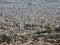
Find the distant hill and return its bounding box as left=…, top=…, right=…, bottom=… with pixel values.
left=0, top=0, right=60, bottom=19
left=42, top=0, right=60, bottom=2
left=0, top=0, right=60, bottom=4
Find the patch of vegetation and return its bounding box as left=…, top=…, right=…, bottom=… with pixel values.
left=0, top=35, right=12, bottom=43
left=55, top=26, right=60, bottom=32
left=35, top=31, right=41, bottom=34
left=0, top=13, right=3, bottom=16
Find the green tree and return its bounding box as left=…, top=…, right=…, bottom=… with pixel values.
left=0, top=35, right=12, bottom=43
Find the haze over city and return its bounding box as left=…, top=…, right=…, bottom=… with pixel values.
left=0, top=0, right=60, bottom=45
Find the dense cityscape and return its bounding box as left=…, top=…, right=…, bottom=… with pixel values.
left=0, top=0, right=60, bottom=45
